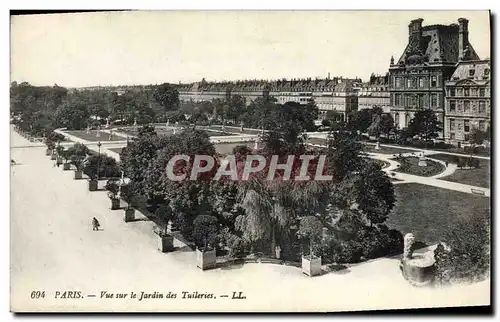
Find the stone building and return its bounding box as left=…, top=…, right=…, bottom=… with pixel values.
left=357, top=73, right=391, bottom=113
left=177, top=77, right=361, bottom=120
left=444, top=59, right=491, bottom=144
left=388, top=18, right=480, bottom=131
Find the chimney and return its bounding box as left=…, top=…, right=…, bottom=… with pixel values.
left=408, top=18, right=424, bottom=52
left=328, top=72, right=330, bottom=79
left=458, top=18, right=469, bottom=60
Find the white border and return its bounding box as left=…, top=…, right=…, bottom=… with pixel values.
left=1, top=1, right=498, bottom=321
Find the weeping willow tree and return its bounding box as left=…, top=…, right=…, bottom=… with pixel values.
left=235, top=176, right=329, bottom=257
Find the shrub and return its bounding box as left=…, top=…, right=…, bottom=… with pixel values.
left=83, top=154, right=120, bottom=179
left=297, top=216, right=323, bottom=258
left=105, top=179, right=120, bottom=198
left=228, top=236, right=247, bottom=259
left=155, top=203, right=173, bottom=230
left=319, top=224, right=403, bottom=264
left=434, top=216, right=490, bottom=283
left=193, top=215, right=218, bottom=250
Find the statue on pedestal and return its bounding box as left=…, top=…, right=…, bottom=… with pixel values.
left=403, top=233, right=415, bottom=260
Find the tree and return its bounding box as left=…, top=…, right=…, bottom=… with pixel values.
left=352, top=161, right=395, bottom=225
left=297, top=216, right=323, bottom=257
left=469, top=127, right=488, bottom=146
left=193, top=215, right=218, bottom=250
left=325, top=130, right=366, bottom=182
left=347, top=109, right=373, bottom=133
left=83, top=154, right=120, bottom=179
left=143, top=129, right=217, bottom=237
left=407, top=109, right=442, bottom=142
left=153, top=83, right=180, bottom=112
left=54, top=99, right=91, bottom=130
left=379, top=114, right=395, bottom=137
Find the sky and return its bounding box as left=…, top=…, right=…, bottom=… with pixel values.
left=10, top=10, right=491, bottom=87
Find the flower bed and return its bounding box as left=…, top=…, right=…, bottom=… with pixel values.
left=393, top=156, right=445, bottom=177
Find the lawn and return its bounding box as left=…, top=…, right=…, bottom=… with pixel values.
left=65, top=130, right=126, bottom=142
left=393, top=156, right=445, bottom=177
left=429, top=154, right=490, bottom=188
left=387, top=183, right=490, bottom=244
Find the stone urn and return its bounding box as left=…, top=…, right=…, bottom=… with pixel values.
left=124, top=207, right=135, bottom=222
left=158, top=234, right=174, bottom=253
left=301, top=255, right=322, bottom=277
left=88, top=179, right=98, bottom=191
left=74, top=170, right=83, bottom=180
left=196, top=248, right=217, bottom=270
left=400, top=233, right=436, bottom=286
left=63, top=162, right=71, bottom=171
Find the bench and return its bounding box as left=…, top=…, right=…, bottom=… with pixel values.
left=471, top=188, right=486, bottom=196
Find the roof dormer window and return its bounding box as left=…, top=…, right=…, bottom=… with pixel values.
left=469, top=69, right=475, bottom=77
left=484, top=68, right=490, bottom=76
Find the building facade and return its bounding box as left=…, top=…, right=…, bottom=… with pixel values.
left=177, top=77, right=361, bottom=120
left=444, top=59, right=491, bottom=144
left=357, top=74, right=391, bottom=113
left=388, top=18, right=480, bottom=132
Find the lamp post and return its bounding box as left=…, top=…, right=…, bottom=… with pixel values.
left=97, top=141, right=102, bottom=181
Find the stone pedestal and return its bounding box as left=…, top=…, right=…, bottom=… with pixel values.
left=124, top=208, right=135, bottom=222
left=158, top=235, right=174, bottom=253
left=400, top=253, right=436, bottom=286
left=196, top=249, right=217, bottom=270
left=88, top=180, right=98, bottom=191
left=375, top=141, right=381, bottom=150
left=253, top=140, right=259, bottom=150
left=110, top=198, right=121, bottom=210
left=418, top=157, right=427, bottom=167
left=302, top=256, right=322, bottom=277
left=74, top=170, right=83, bottom=180
left=400, top=232, right=435, bottom=286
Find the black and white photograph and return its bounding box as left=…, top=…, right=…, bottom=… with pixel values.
left=8, top=9, right=491, bottom=313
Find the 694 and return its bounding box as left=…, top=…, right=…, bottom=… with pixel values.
left=30, top=291, right=46, bottom=299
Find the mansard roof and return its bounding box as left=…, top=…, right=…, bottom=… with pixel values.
left=396, top=23, right=480, bottom=66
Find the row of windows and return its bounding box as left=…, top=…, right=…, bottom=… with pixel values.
left=393, top=93, right=440, bottom=108
left=449, top=119, right=488, bottom=133
left=448, top=100, right=488, bottom=113
left=466, top=68, right=490, bottom=77
left=394, top=76, right=438, bottom=89
left=449, top=87, right=488, bottom=97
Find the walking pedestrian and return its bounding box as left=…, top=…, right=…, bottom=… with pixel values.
left=92, top=217, right=101, bottom=231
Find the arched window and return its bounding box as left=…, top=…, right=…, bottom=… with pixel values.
left=395, top=113, right=400, bottom=127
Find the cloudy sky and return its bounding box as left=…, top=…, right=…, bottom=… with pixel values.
left=10, top=10, right=490, bottom=87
